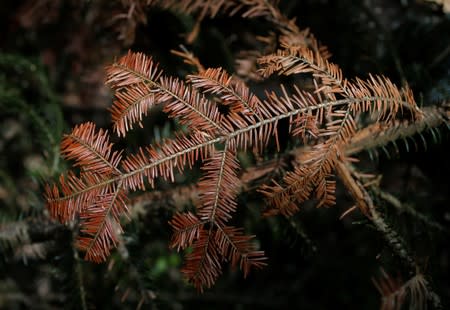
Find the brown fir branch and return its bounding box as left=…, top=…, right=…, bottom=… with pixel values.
left=44, top=17, right=448, bottom=291
left=188, top=67, right=265, bottom=121
left=345, top=106, right=447, bottom=155
left=373, top=269, right=429, bottom=310
left=106, top=52, right=226, bottom=136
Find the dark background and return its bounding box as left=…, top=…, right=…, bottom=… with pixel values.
left=0, top=1, right=449, bottom=309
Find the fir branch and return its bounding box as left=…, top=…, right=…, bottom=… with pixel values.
left=43, top=2, right=448, bottom=294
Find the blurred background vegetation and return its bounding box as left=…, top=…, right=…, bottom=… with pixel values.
left=0, top=0, right=449, bottom=309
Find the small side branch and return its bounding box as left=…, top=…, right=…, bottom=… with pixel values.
left=336, top=161, right=442, bottom=308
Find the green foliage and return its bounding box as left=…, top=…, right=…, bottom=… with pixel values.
left=0, top=52, right=69, bottom=308
left=0, top=53, right=64, bottom=219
